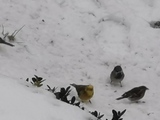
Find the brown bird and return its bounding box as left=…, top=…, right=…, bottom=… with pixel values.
left=70, top=83, right=94, bottom=102
left=0, top=37, right=14, bottom=47
left=116, top=86, right=148, bottom=102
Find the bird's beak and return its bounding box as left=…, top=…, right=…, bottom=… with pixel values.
left=146, top=88, right=149, bottom=90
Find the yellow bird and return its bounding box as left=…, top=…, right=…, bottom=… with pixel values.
left=70, top=83, right=94, bottom=102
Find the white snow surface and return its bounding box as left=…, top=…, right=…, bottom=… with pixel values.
left=0, top=0, right=160, bottom=120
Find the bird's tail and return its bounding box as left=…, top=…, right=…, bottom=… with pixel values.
left=70, top=83, right=76, bottom=88
left=116, top=96, right=125, bottom=100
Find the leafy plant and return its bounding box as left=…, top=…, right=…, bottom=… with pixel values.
left=47, top=85, right=81, bottom=107
left=90, top=109, right=126, bottom=120
left=111, top=109, right=126, bottom=120
left=69, top=96, right=81, bottom=107
left=1, top=25, right=25, bottom=41
left=90, top=111, right=104, bottom=120
left=0, top=37, right=14, bottom=47
left=47, top=85, right=57, bottom=93
left=47, top=85, right=126, bottom=120
left=54, top=86, right=71, bottom=103
left=26, top=75, right=45, bottom=87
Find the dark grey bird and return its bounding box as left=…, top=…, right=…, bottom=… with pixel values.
left=0, top=37, right=14, bottom=47
left=110, top=65, right=125, bottom=87
left=116, top=86, right=149, bottom=101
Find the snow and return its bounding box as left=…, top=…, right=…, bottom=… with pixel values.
left=0, top=0, right=160, bottom=120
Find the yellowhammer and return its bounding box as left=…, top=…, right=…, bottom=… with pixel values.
left=70, top=83, right=94, bottom=102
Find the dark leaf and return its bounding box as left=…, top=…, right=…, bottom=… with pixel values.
left=112, top=110, right=117, bottom=117
left=51, top=87, right=57, bottom=93
left=34, top=75, right=43, bottom=81
left=112, top=109, right=126, bottom=120
left=98, top=114, right=104, bottom=119
left=112, top=110, right=118, bottom=120
left=26, top=78, right=29, bottom=82
left=32, top=78, right=37, bottom=82
left=60, top=88, right=65, bottom=94
left=40, top=80, right=45, bottom=83
left=61, top=96, right=69, bottom=103
left=66, top=86, right=71, bottom=92
left=54, top=92, right=60, bottom=99
left=74, top=102, right=80, bottom=107
left=91, top=111, right=98, bottom=117
left=37, top=77, right=43, bottom=81
left=118, top=111, right=121, bottom=116
left=47, top=85, right=51, bottom=90
left=71, top=96, right=76, bottom=104
left=81, top=107, right=85, bottom=110
left=120, top=109, right=126, bottom=116
left=65, top=90, right=71, bottom=96
left=34, top=75, right=38, bottom=79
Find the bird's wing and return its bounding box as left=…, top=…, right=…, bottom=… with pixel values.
left=73, top=85, right=86, bottom=96
left=130, top=89, right=144, bottom=98
left=122, top=87, right=140, bottom=97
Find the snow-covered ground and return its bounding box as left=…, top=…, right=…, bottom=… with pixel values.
left=0, top=0, right=160, bottom=119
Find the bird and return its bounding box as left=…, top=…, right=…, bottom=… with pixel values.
left=116, top=86, right=149, bottom=102
left=70, top=83, right=94, bottom=102
left=110, top=65, right=125, bottom=87
left=0, top=37, right=14, bottom=47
